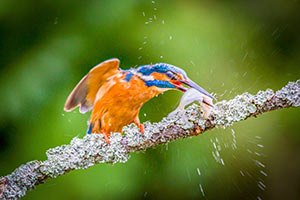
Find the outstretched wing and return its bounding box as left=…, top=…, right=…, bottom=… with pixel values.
left=64, top=58, right=120, bottom=113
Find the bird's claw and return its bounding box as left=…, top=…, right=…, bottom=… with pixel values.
left=138, top=124, right=144, bottom=135
left=100, top=129, right=110, bottom=144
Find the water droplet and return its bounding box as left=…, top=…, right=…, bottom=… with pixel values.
left=257, top=144, right=264, bottom=148
left=160, top=55, right=163, bottom=58
left=54, top=17, right=58, bottom=25
left=254, top=160, right=265, bottom=168
left=220, top=158, right=225, bottom=165
left=196, top=168, right=201, bottom=175
left=240, top=170, right=245, bottom=176
left=162, top=20, right=165, bottom=24
left=260, top=170, right=267, bottom=176
left=258, top=181, right=266, bottom=190
left=242, top=51, right=248, bottom=62
left=169, top=36, right=172, bottom=40
left=231, top=129, right=235, bottom=135
left=199, top=184, right=205, bottom=196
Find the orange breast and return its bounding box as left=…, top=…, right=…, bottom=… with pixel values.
left=90, top=74, right=161, bottom=134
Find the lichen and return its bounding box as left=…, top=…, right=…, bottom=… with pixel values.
left=211, top=93, right=255, bottom=128
left=254, top=89, right=274, bottom=107
left=122, top=124, right=149, bottom=147
left=185, top=104, right=207, bottom=130
left=0, top=161, right=42, bottom=199
left=276, top=80, right=300, bottom=107
left=40, top=134, right=129, bottom=178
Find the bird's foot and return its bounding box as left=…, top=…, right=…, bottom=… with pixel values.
left=138, top=124, right=144, bottom=135
left=100, top=129, right=110, bottom=144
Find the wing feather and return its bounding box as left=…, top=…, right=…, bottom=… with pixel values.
left=64, top=58, right=120, bottom=113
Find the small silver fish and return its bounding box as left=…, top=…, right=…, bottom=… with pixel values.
left=169, top=88, right=214, bottom=120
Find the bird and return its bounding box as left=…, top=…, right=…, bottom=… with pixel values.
left=64, top=58, right=215, bottom=143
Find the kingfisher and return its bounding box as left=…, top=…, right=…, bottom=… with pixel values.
left=64, top=58, right=215, bottom=143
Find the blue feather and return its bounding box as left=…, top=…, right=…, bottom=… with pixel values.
left=86, top=122, right=93, bottom=134
left=145, top=80, right=175, bottom=88
left=124, top=72, right=134, bottom=82
left=136, top=63, right=187, bottom=78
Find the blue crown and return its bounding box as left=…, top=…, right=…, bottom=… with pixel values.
left=136, top=63, right=187, bottom=78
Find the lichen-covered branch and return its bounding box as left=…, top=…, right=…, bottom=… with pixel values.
left=1, top=80, right=299, bottom=200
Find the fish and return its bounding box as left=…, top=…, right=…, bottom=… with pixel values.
left=168, top=88, right=214, bottom=120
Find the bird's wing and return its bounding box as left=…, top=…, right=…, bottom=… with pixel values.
left=64, top=58, right=120, bottom=113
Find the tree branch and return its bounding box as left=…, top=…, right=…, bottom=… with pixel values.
left=1, top=80, right=299, bottom=199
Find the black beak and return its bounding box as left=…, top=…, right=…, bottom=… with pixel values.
left=180, top=78, right=216, bottom=100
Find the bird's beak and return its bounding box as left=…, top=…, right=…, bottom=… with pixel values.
left=176, top=78, right=216, bottom=100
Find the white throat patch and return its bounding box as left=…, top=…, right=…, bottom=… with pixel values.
left=135, top=72, right=154, bottom=81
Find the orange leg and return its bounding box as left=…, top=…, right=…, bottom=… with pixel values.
left=134, top=116, right=144, bottom=134
left=101, top=129, right=110, bottom=144
left=138, top=124, right=144, bottom=134
left=92, top=119, right=110, bottom=144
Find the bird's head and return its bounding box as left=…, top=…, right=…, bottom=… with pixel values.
left=135, top=63, right=215, bottom=99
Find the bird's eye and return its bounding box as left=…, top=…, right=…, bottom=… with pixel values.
left=166, top=71, right=176, bottom=80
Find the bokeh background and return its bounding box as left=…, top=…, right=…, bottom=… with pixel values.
left=0, top=0, right=299, bottom=199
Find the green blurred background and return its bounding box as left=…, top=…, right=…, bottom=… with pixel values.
left=0, top=0, right=299, bottom=199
